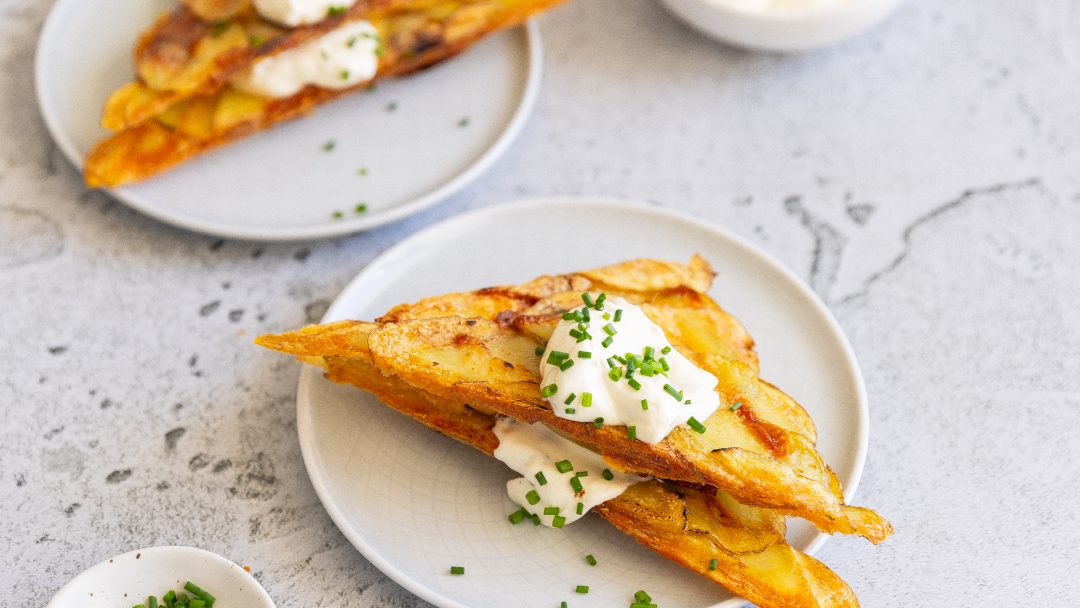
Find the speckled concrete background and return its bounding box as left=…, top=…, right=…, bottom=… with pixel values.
left=3, top=0, right=1080, bottom=605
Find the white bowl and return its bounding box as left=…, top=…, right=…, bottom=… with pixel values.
left=47, top=546, right=275, bottom=608
left=658, top=0, right=905, bottom=52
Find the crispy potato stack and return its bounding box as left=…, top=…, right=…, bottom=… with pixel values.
left=257, top=256, right=892, bottom=607
left=86, top=0, right=567, bottom=187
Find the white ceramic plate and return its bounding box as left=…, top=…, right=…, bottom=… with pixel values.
left=47, top=546, right=275, bottom=608
left=35, top=0, right=541, bottom=240
left=296, top=198, right=869, bottom=608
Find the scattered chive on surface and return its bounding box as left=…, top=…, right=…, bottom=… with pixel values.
left=614, top=309, right=623, bottom=322
left=323, top=139, right=336, bottom=151
left=602, top=468, right=614, bottom=480
left=593, top=417, right=605, bottom=429
left=508, top=507, right=529, bottom=524
left=541, top=384, right=558, bottom=398
left=457, top=117, right=470, bottom=128
left=709, top=558, right=719, bottom=570
left=449, top=566, right=465, bottom=575
left=555, top=460, right=574, bottom=473
left=582, top=393, right=593, bottom=407
left=544, top=506, right=560, bottom=515
left=565, top=407, right=576, bottom=414
left=585, top=554, right=597, bottom=566
left=535, top=471, right=548, bottom=486
left=575, top=585, right=590, bottom=594
left=354, top=203, right=368, bottom=214
left=576, top=502, right=584, bottom=515
left=552, top=515, right=566, bottom=528
left=578, top=351, right=592, bottom=359
left=575, top=470, right=588, bottom=477
left=581, top=292, right=595, bottom=308
left=730, top=401, right=744, bottom=411
left=559, top=359, right=575, bottom=371
left=358, top=167, right=367, bottom=176
left=331, top=210, right=344, bottom=220
left=570, top=476, right=584, bottom=494
left=641, top=399, right=649, bottom=410
left=535, top=345, right=545, bottom=355
left=627, top=426, right=637, bottom=440
left=602, top=336, right=614, bottom=348
left=327, top=5, right=347, bottom=16
left=687, top=417, right=707, bottom=434
left=564, top=393, right=577, bottom=405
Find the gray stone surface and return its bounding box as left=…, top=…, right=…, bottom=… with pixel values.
left=3, top=0, right=1080, bottom=605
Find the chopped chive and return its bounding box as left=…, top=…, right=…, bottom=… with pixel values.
left=555, top=460, right=574, bottom=473
left=561, top=603, right=568, bottom=608
left=575, top=470, right=588, bottom=477
left=687, top=417, right=707, bottom=434
left=163, top=591, right=176, bottom=606
left=594, top=417, right=605, bottom=429
left=327, top=5, right=347, bottom=16
left=190, top=601, right=206, bottom=608
left=608, top=368, right=622, bottom=382
left=508, top=507, right=529, bottom=524
left=543, top=506, right=560, bottom=515
left=581, top=293, right=595, bottom=308
left=562, top=311, right=576, bottom=321
left=541, top=384, right=558, bottom=398
left=585, top=554, right=597, bottom=566
left=607, top=357, right=618, bottom=369
left=575, top=585, right=589, bottom=594
left=531, top=513, right=541, bottom=525
left=643, top=346, right=655, bottom=359
left=340, top=69, right=350, bottom=80
left=684, top=399, right=692, bottom=405
left=184, top=582, right=215, bottom=605
left=659, top=357, right=670, bottom=371
left=565, top=407, right=576, bottom=414
left=358, top=166, right=368, bottom=176
left=570, top=476, right=584, bottom=494
left=149, top=597, right=158, bottom=608
left=603, top=312, right=610, bottom=320
left=568, top=328, right=584, bottom=340
left=449, top=566, right=465, bottom=575
left=564, top=393, right=577, bottom=405
left=552, top=515, right=566, bottom=528
left=662, top=346, right=672, bottom=354
left=627, top=426, right=637, bottom=440
left=549, top=350, right=570, bottom=361
left=730, top=401, right=744, bottom=411
left=602, top=323, right=617, bottom=336
left=602, top=469, right=614, bottom=480
left=641, top=399, right=649, bottom=411
left=578, top=351, right=592, bottom=359
left=709, top=558, right=718, bottom=570
left=594, top=293, right=607, bottom=309
left=576, top=502, right=584, bottom=515
left=614, top=309, right=623, bottom=322
left=602, top=336, right=614, bottom=348
left=559, top=359, right=575, bottom=371
left=663, top=384, right=683, bottom=400
left=577, top=322, right=588, bottom=332
left=457, top=116, right=470, bottom=128
left=535, top=345, right=545, bottom=355
left=526, top=490, right=540, bottom=505
left=580, top=331, right=593, bottom=342
left=332, top=210, right=344, bottom=220
left=354, top=203, right=368, bottom=214
left=346, top=36, right=358, bottom=47
left=249, top=34, right=263, bottom=46
left=582, top=392, right=593, bottom=407
left=535, top=471, right=548, bottom=486
left=323, top=139, right=336, bottom=151
left=627, top=377, right=642, bottom=391
left=581, top=307, right=591, bottom=321
left=635, top=590, right=652, bottom=602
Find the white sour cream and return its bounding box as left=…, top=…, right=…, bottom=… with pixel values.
left=253, top=0, right=358, bottom=26
left=540, top=296, right=720, bottom=444
left=229, top=20, right=379, bottom=98
left=493, top=416, right=641, bottom=528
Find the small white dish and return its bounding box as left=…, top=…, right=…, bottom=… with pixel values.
left=35, top=0, right=541, bottom=241
left=658, top=0, right=904, bottom=52
left=293, top=197, right=870, bottom=608
left=47, top=546, right=275, bottom=608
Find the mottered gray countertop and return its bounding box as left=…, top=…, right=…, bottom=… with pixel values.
left=3, top=0, right=1079, bottom=605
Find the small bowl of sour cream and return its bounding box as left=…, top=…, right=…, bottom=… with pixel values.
left=658, top=0, right=905, bottom=52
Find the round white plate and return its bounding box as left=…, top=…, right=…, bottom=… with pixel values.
left=47, top=546, right=275, bottom=608
left=35, top=0, right=541, bottom=240
left=296, top=198, right=869, bottom=608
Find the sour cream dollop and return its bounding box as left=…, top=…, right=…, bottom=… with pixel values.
left=540, top=296, right=720, bottom=444
left=493, top=416, right=641, bottom=528
left=229, top=20, right=379, bottom=98
left=253, top=0, right=358, bottom=26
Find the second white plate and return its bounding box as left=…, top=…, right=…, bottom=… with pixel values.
left=292, top=198, right=870, bottom=608
left=36, top=0, right=541, bottom=240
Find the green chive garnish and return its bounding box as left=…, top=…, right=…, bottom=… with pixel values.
left=641, top=399, right=649, bottom=410
left=323, top=140, right=336, bottom=151
left=687, top=417, right=707, bottom=434
left=635, top=590, right=652, bottom=602
left=602, top=336, right=614, bottom=348
left=627, top=426, right=637, bottom=440
left=346, top=36, right=358, bottom=47
left=532, top=513, right=542, bottom=525
left=568, top=328, right=584, bottom=341
left=614, top=309, right=623, bottom=322
left=562, top=311, right=576, bottom=321
left=585, top=554, right=597, bottom=566
left=602, top=323, right=617, bottom=336
left=354, top=203, right=368, bottom=214
left=595, top=293, right=607, bottom=309
left=565, top=408, right=576, bottom=414
left=535, top=471, right=548, bottom=486
left=535, top=345, right=545, bottom=355
left=627, top=378, right=642, bottom=391
left=581, top=293, right=595, bottom=308
left=327, top=6, right=347, bottom=16
left=552, top=515, right=566, bottom=528
left=709, top=558, right=718, bottom=570
left=526, top=490, right=540, bottom=505
left=575, top=471, right=588, bottom=477
left=659, top=357, right=670, bottom=371
left=730, top=401, right=744, bottom=411
left=564, top=393, right=576, bottom=405
left=607, top=357, right=618, bottom=369
left=661, top=346, right=672, bottom=354
left=578, top=351, right=592, bottom=359
left=593, top=417, right=604, bottom=429
left=576, top=502, right=584, bottom=515
left=559, top=359, right=575, bottom=371
left=582, top=393, right=593, bottom=407
left=340, top=69, right=350, bottom=80
left=149, top=597, right=158, bottom=608
left=602, top=312, right=610, bottom=320
left=555, top=460, right=574, bottom=473
left=508, top=507, right=528, bottom=524
left=549, top=350, right=569, bottom=361
left=575, top=585, right=589, bottom=594
left=602, top=469, right=614, bottom=481
left=644, top=346, right=655, bottom=359
left=457, top=117, right=470, bottom=128
left=608, top=368, right=622, bottom=382
left=450, top=566, right=465, bottom=575
left=184, top=582, right=215, bottom=606
left=570, top=476, right=584, bottom=494
left=332, top=210, right=344, bottom=220
left=664, top=384, right=683, bottom=400
left=541, top=384, right=558, bottom=398
left=544, top=506, right=560, bottom=515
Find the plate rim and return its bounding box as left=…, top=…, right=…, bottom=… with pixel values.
left=295, top=196, right=870, bottom=608
left=34, top=1, right=544, bottom=241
